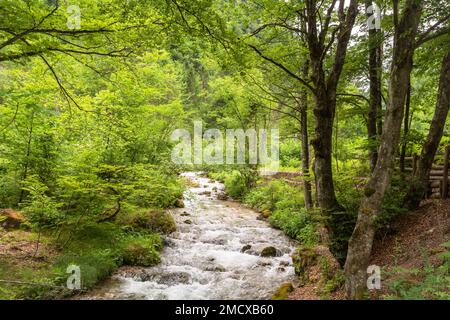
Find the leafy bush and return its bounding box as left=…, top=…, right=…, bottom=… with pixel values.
left=22, top=177, right=64, bottom=231
left=244, top=179, right=318, bottom=246
left=269, top=209, right=318, bottom=245
left=224, top=171, right=248, bottom=199
left=245, top=180, right=293, bottom=212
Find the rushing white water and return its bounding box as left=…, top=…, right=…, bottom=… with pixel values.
left=83, top=172, right=296, bottom=300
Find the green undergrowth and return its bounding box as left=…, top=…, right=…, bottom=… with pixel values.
left=384, top=243, right=450, bottom=300
left=0, top=222, right=164, bottom=300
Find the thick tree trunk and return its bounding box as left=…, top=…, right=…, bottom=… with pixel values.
left=366, top=1, right=383, bottom=173
left=344, top=0, right=423, bottom=299
left=312, top=89, right=349, bottom=263
left=307, top=0, right=358, bottom=264
left=403, top=51, right=450, bottom=209
left=312, top=91, right=341, bottom=213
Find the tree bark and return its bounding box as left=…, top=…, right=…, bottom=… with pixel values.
left=366, top=0, right=383, bottom=173
left=344, top=0, right=423, bottom=299
left=403, top=51, right=450, bottom=209
left=300, top=63, right=314, bottom=210
left=400, top=79, right=411, bottom=173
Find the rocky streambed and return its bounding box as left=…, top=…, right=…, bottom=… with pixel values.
left=81, top=172, right=296, bottom=300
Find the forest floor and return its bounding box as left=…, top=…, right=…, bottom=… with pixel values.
left=288, top=199, right=450, bottom=300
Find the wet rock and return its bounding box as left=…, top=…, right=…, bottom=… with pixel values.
left=163, top=238, right=176, bottom=247
left=256, top=214, right=266, bottom=221
left=260, top=246, right=279, bottom=257
left=257, top=260, right=272, bottom=266
left=0, top=209, right=24, bottom=230
left=180, top=213, right=191, bottom=217
left=212, top=187, right=218, bottom=192
left=205, top=265, right=226, bottom=272
left=200, top=191, right=212, bottom=196
left=158, top=272, right=192, bottom=285
left=217, top=192, right=228, bottom=201
left=184, top=219, right=193, bottom=224
left=241, top=244, right=252, bottom=253
left=174, top=199, right=185, bottom=208
left=279, top=260, right=290, bottom=267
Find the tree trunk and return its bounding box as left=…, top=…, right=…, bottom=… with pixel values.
left=300, top=63, right=313, bottom=210
left=312, top=89, right=348, bottom=263
left=311, top=91, right=341, bottom=213
left=301, top=106, right=313, bottom=210
left=400, top=79, right=411, bottom=173
left=366, top=0, right=383, bottom=173
left=307, top=0, right=359, bottom=264
left=344, top=0, right=423, bottom=299
left=403, top=51, right=450, bottom=209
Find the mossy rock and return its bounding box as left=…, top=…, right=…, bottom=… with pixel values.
left=292, top=247, right=319, bottom=277
left=122, top=243, right=161, bottom=267
left=261, top=209, right=271, bottom=218
left=271, top=283, right=294, bottom=300
left=292, top=246, right=341, bottom=285
left=174, top=199, right=185, bottom=208
left=128, top=210, right=176, bottom=234
left=261, top=246, right=278, bottom=257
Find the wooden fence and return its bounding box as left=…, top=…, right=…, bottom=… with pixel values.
left=396, top=146, right=450, bottom=199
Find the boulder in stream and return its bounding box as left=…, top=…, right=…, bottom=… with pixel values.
left=217, top=192, right=228, bottom=201
left=260, top=246, right=280, bottom=257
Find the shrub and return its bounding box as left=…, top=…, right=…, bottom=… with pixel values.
left=224, top=171, right=248, bottom=199
left=269, top=210, right=311, bottom=240
left=22, top=178, right=64, bottom=231
left=245, top=181, right=289, bottom=212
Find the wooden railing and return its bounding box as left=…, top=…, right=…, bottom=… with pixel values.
left=396, top=146, right=450, bottom=199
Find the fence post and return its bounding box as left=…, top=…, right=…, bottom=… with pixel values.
left=442, top=146, right=450, bottom=199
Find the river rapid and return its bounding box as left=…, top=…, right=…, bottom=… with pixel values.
left=81, top=172, right=296, bottom=300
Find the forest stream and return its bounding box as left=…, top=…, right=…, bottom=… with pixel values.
left=80, top=172, right=296, bottom=300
